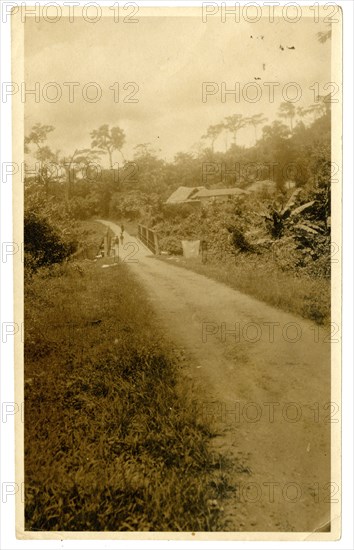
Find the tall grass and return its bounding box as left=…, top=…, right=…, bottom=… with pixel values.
left=25, top=259, right=230, bottom=531
left=158, top=255, right=330, bottom=325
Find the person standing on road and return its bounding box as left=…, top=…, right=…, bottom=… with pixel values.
left=120, top=226, right=124, bottom=246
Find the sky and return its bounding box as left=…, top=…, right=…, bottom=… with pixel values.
left=24, top=8, right=332, bottom=165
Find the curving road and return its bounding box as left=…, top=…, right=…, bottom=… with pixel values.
left=98, top=220, right=333, bottom=533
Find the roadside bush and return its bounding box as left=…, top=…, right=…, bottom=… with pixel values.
left=158, top=235, right=183, bottom=255
left=161, top=203, right=199, bottom=221
left=109, top=191, right=146, bottom=220
left=24, top=210, right=76, bottom=272
left=68, top=195, right=100, bottom=219
left=153, top=190, right=331, bottom=280
left=227, top=227, right=253, bottom=253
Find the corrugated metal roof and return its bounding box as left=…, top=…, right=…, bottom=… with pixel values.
left=194, top=187, right=247, bottom=198
left=166, top=186, right=206, bottom=204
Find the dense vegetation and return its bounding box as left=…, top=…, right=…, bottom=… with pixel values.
left=24, top=94, right=332, bottom=326
left=25, top=97, right=331, bottom=256
left=25, top=98, right=331, bottom=219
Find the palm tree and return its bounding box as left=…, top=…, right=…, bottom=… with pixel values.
left=90, top=124, right=125, bottom=168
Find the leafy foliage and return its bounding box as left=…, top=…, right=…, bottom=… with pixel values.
left=91, top=124, right=126, bottom=168
left=24, top=97, right=332, bottom=285
left=24, top=210, right=76, bottom=272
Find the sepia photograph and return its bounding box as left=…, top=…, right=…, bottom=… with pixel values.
left=8, top=1, right=343, bottom=540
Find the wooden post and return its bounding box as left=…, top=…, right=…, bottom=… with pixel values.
left=108, top=232, right=112, bottom=256
left=153, top=231, right=159, bottom=255
left=104, top=229, right=112, bottom=257
left=103, top=235, right=108, bottom=257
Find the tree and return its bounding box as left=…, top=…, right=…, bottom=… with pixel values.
left=261, top=120, right=291, bottom=141
left=63, top=148, right=102, bottom=183
left=24, top=210, right=76, bottom=272
left=132, top=146, right=166, bottom=194
left=296, top=106, right=311, bottom=126
left=259, top=121, right=293, bottom=190
left=247, top=113, right=268, bottom=143
left=306, top=95, right=331, bottom=123
left=171, top=152, right=200, bottom=188
left=134, top=143, right=154, bottom=157
left=306, top=103, right=324, bottom=123
left=278, top=102, right=296, bottom=132
left=224, top=114, right=247, bottom=145
left=60, top=147, right=103, bottom=211
left=25, top=123, right=55, bottom=151
left=90, top=124, right=126, bottom=169
left=202, top=123, right=223, bottom=153
left=25, top=123, right=58, bottom=197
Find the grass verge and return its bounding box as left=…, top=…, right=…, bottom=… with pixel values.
left=25, top=257, right=230, bottom=531
left=157, top=254, right=330, bottom=325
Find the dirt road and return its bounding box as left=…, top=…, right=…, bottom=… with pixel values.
left=99, top=221, right=332, bottom=533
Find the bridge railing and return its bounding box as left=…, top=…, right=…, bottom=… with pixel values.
left=138, top=224, right=160, bottom=255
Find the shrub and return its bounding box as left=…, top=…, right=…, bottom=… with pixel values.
left=159, top=235, right=183, bottom=255
left=227, top=227, right=253, bottom=252
left=24, top=210, right=76, bottom=272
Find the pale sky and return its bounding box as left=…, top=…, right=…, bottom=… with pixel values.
left=24, top=10, right=332, bottom=164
